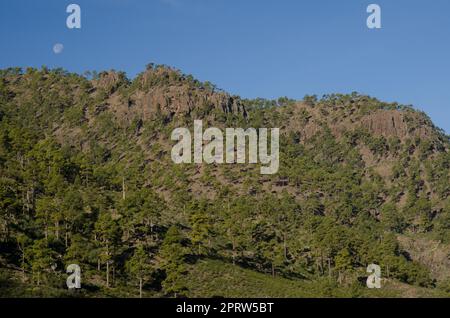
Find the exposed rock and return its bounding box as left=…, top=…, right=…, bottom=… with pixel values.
left=287, top=102, right=439, bottom=142
left=398, top=235, right=450, bottom=282
left=93, top=71, right=127, bottom=95
left=100, top=67, right=247, bottom=121
left=361, top=111, right=408, bottom=138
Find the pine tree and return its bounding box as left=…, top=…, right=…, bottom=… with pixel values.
left=64, top=233, right=93, bottom=265
left=127, top=245, right=153, bottom=298
left=335, top=248, right=352, bottom=285
left=189, top=200, right=211, bottom=256
left=61, top=188, right=84, bottom=247
left=94, top=211, right=121, bottom=287
left=159, top=226, right=187, bottom=297
left=27, top=239, right=56, bottom=286
left=16, top=233, right=29, bottom=281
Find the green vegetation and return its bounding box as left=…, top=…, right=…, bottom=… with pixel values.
left=0, top=66, right=449, bottom=298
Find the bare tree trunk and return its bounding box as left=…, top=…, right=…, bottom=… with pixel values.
left=18, top=244, right=26, bottom=282
left=22, top=192, right=26, bottom=215
left=65, top=223, right=68, bottom=247
left=139, top=278, right=143, bottom=298
left=112, top=265, right=115, bottom=286
left=26, top=190, right=30, bottom=213
left=328, top=258, right=332, bottom=277
left=232, top=239, right=236, bottom=265
left=106, top=261, right=110, bottom=287
left=55, top=221, right=59, bottom=239
left=320, top=253, right=324, bottom=275
left=22, top=253, right=25, bottom=279
left=122, top=177, right=126, bottom=200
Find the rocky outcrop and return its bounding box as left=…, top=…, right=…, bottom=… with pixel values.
left=360, top=110, right=435, bottom=140
left=398, top=235, right=450, bottom=282
left=93, top=71, right=128, bottom=95
left=288, top=102, right=439, bottom=143
left=132, top=87, right=246, bottom=119
left=102, top=66, right=247, bottom=121
left=361, top=111, right=408, bottom=138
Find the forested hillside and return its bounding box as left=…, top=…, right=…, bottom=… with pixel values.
left=0, top=64, right=449, bottom=297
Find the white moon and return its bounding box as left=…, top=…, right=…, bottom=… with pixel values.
left=53, top=43, right=64, bottom=54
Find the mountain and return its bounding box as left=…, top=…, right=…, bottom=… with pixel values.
left=0, top=64, right=449, bottom=297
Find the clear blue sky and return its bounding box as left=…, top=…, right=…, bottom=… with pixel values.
left=1, top=0, right=449, bottom=133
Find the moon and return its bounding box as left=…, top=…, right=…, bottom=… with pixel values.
left=53, top=43, right=64, bottom=54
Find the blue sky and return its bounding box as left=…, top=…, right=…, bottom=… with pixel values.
left=1, top=0, right=449, bottom=133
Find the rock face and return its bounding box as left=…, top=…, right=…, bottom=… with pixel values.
left=97, top=66, right=247, bottom=121
left=398, top=236, right=450, bottom=282
left=361, top=111, right=409, bottom=138
left=85, top=66, right=445, bottom=154
left=286, top=101, right=441, bottom=143
left=360, top=110, right=435, bottom=140
left=94, top=71, right=128, bottom=95
left=132, top=87, right=246, bottom=120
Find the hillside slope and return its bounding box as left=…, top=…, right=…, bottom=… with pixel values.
left=0, top=65, right=449, bottom=298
